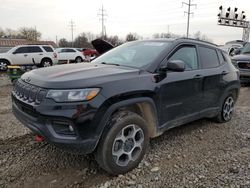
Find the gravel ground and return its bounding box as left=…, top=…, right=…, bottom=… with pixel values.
left=0, top=74, right=250, bottom=188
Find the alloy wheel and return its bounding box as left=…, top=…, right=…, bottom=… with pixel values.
left=112, top=124, right=144, bottom=167
left=223, top=96, right=234, bottom=121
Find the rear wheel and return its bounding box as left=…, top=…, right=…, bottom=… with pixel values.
left=95, top=111, right=149, bottom=175
left=75, top=57, right=83, bottom=63
left=0, top=59, right=10, bottom=71
left=215, top=94, right=235, bottom=123
left=41, top=59, right=52, bottom=67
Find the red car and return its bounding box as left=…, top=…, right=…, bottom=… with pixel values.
left=82, top=48, right=99, bottom=57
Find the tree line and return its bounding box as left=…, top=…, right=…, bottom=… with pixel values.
left=0, top=27, right=213, bottom=48
left=0, top=27, right=41, bottom=41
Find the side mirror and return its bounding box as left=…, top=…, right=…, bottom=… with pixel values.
left=161, top=60, right=185, bottom=72
left=233, top=48, right=241, bottom=55
left=12, top=51, right=17, bottom=54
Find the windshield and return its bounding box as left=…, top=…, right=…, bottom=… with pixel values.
left=92, top=41, right=171, bottom=69
left=241, top=43, right=250, bottom=54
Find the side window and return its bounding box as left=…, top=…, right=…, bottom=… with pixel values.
left=66, top=49, right=76, bottom=53
left=222, top=52, right=231, bottom=64
left=14, top=47, right=29, bottom=54
left=217, top=50, right=226, bottom=64
left=28, top=46, right=43, bottom=53
left=169, top=46, right=198, bottom=70
left=42, top=46, right=53, bottom=52
left=199, top=46, right=220, bottom=69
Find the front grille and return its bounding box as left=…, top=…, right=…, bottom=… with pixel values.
left=13, top=80, right=47, bottom=104
left=238, top=62, right=250, bottom=69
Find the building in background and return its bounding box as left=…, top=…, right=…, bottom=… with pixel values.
left=0, top=38, right=57, bottom=53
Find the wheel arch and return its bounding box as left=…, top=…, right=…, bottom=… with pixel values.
left=95, top=96, right=160, bottom=144
left=40, top=57, right=52, bottom=64
left=0, top=58, right=11, bottom=65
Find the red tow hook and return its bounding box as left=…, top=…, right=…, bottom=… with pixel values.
left=35, top=135, right=45, bottom=142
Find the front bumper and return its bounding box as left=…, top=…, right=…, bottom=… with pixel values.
left=12, top=89, right=107, bottom=154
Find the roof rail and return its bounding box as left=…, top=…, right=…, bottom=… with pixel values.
left=178, top=37, right=218, bottom=47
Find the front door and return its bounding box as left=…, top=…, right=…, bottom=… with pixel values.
left=158, top=45, right=204, bottom=127
left=11, top=47, right=30, bottom=65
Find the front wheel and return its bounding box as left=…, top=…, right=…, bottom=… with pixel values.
left=215, top=94, right=235, bottom=123
left=95, top=111, right=149, bottom=175
left=0, top=60, right=10, bottom=71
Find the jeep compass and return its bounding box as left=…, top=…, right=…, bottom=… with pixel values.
left=12, top=38, right=240, bottom=175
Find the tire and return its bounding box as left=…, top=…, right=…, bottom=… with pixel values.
left=75, top=57, right=83, bottom=63
left=214, top=93, right=235, bottom=123
left=0, top=59, right=10, bottom=71
left=40, top=59, right=52, bottom=67
left=95, top=111, right=149, bottom=175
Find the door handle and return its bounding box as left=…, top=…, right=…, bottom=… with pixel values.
left=39, top=54, right=43, bottom=55
left=193, top=74, right=203, bottom=79
left=24, top=54, right=28, bottom=57
left=221, top=71, right=229, bottom=75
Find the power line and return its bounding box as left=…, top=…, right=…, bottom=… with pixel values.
left=98, top=5, right=107, bottom=38
left=182, top=0, right=197, bottom=37
left=69, top=20, right=76, bottom=47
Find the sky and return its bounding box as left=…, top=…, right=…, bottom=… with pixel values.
left=0, top=0, right=250, bottom=45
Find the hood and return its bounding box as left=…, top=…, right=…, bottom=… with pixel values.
left=21, top=63, right=140, bottom=89
left=231, top=54, right=250, bottom=61
left=91, top=39, right=114, bottom=54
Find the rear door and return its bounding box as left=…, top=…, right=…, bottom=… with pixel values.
left=27, top=46, right=44, bottom=64
left=198, top=45, right=224, bottom=110
left=159, top=44, right=204, bottom=127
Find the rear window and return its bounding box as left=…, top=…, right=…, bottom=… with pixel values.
left=199, top=46, right=220, bottom=69
left=42, top=46, right=54, bottom=52
left=28, top=46, right=43, bottom=53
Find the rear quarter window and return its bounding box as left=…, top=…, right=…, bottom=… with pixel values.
left=199, top=46, right=220, bottom=69
left=28, top=46, right=43, bottom=53
left=42, top=46, right=54, bottom=52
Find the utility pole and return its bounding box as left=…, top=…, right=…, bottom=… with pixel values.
left=167, top=25, right=170, bottom=34
left=98, top=5, right=107, bottom=39
left=69, top=20, right=76, bottom=47
left=182, top=0, right=197, bottom=38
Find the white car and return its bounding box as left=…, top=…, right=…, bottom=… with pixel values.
left=55, top=48, right=85, bottom=64
left=0, top=45, right=57, bottom=71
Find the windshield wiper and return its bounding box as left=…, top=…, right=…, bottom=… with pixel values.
left=100, top=62, right=120, bottom=66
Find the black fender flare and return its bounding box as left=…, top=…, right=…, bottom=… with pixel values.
left=93, top=97, right=159, bottom=149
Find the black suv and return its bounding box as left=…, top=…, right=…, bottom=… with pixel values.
left=12, top=38, right=240, bottom=175
left=231, top=42, right=250, bottom=83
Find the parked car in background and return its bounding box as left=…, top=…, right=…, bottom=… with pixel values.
left=0, top=45, right=57, bottom=71
left=13, top=38, right=240, bottom=175
left=55, top=48, right=85, bottom=64
left=231, top=42, right=250, bottom=83
left=82, top=48, right=99, bottom=57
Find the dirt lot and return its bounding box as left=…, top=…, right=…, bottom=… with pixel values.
left=0, top=73, right=250, bottom=188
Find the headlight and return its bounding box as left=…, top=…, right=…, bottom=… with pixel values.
left=46, top=88, right=100, bottom=102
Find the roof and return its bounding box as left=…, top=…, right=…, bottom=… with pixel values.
left=0, top=38, right=57, bottom=48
